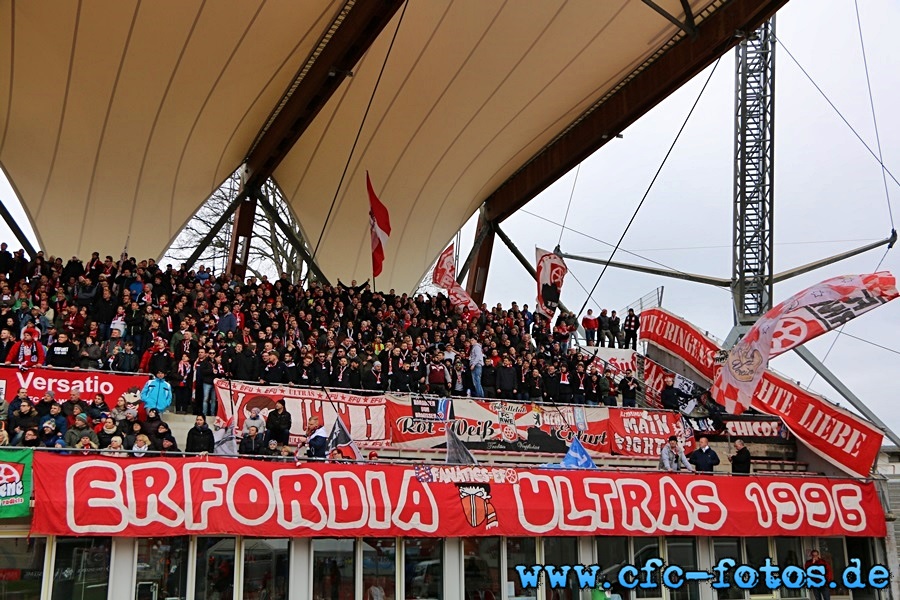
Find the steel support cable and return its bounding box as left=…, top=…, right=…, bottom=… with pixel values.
left=799, top=8, right=896, bottom=388
left=557, top=163, right=582, bottom=247
left=311, top=0, right=409, bottom=259
left=854, top=0, right=895, bottom=228
left=575, top=57, right=722, bottom=317
left=775, top=36, right=900, bottom=194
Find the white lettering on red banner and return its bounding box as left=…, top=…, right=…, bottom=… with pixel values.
left=0, top=365, right=147, bottom=403
left=640, top=308, right=883, bottom=477
left=32, top=454, right=883, bottom=538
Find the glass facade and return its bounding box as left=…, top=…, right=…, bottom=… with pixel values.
left=506, top=537, right=537, bottom=599
left=51, top=537, right=111, bottom=600
left=242, top=538, right=290, bottom=600
left=0, top=533, right=884, bottom=599
left=773, top=538, right=804, bottom=599
left=542, top=537, right=580, bottom=600
left=818, top=538, right=848, bottom=596
left=134, top=536, right=189, bottom=600
left=463, top=537, right=500, bottom=599
left=597, top=536, right=631, bottom=600
left=363, top=538, right=396, bottom=600
left=405, top=538, right=442, bottom=600
left=312, top=538, right=355, bottom=600
left=666, top=537, right=698, bottom=600
left=634, top=537, right=663, bottom=599
left=194, top=537, right=236, bottom=600
left=743, top=538, right=773, bottom=596
left=713, top=538, right=744, bottom=600
left=0, top=537, right=45, bottom=600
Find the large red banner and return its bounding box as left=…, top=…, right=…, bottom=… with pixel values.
left=387, top=398, right=612, bottom=456
left=0, top=365, right=148, bottom=404
left=215, top=380, right=390, bottom=447
left=640, top=309, right=883, bottom=477
left=607, top=409, right=686, bottom=457
left=217, top=380, right=689, bottom=459
left=31, top=453, right=885, bottom=538
left=712, top=273, right=897, bottom=414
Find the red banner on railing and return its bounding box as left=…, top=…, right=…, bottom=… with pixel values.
left=607, top=409, right=686, bottom=457
left=31, top=453, right=885, bottom=538
left=0, top=365, right=148, bottom=403
left=216, top=380, right=690, bottom=458
left=640, top=308, right=883, bottom=477
left=215, top=380, right=390, bottom=447
left=386, top=398, right=612, bottom=456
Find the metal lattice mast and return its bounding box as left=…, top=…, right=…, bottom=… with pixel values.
left=733, top=18, right=776, bottom=325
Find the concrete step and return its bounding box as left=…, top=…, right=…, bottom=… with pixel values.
left=160, top=412, right=201, bottom=450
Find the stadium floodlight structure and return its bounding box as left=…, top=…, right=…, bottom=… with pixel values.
left=733, top=19, right=776, bottom=325
left=558, top=18, right=900, bottom=446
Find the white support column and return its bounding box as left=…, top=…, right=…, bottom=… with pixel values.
left=445, top=538, right=463, bottom=600
left=185, top=536, right=198, bottom=599
left=235, top=537, right=245, bottom=600
left=107, top=537, right=136, bottom=600
left=42, top=535, right=56, bottom=600
left=290, top=539, right=312, bottom=600
left=500, top=538, right=508, bottom=600
left=355, top=539, right=364, bottom=600
left=398, top=538, right=406, bottom=600
left=697, top=537, right=716, bottom=600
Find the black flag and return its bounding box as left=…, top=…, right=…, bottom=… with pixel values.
left=445, top=424, right=477, bottom=465
left=326, top=418, right=362, bottom=460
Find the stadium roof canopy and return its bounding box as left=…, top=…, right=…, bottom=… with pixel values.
left=0, top=0, right=785, bottom=291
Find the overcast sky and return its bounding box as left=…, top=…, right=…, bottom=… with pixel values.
left=2, top=0, right=899, bottom=439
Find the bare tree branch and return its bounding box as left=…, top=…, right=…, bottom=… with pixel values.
left=162, top=170, right=306, bottom=280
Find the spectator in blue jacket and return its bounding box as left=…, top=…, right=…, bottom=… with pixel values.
left=688, top=437, right=721, bottom=472
left=142, top=370, right=173, bottom=413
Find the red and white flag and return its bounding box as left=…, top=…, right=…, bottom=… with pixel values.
left=535, top=247, right=567, bottom=318
left=367, top=172, right=391, bottom=278
left=712, top=272, right=898, bottom=414
left=432, top=244, right=480, bottom=315
left=432, top=244, right=457, bottom=289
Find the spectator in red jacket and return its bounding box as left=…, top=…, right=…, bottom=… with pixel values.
left=804, top=549, right=833, bottom=600
left=6, top=327, right=45, bottom=366
left=581, top=309, right=599, bottom=347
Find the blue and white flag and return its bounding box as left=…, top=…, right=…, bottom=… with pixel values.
left=542, top=436, right=597, bottom=469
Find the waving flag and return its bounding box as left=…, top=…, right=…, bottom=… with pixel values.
left=712, top=272, right=898, bottom=414
left=367, top=172, right=391, bottom=277
left=446, top=425, right=477, bottom=465
left=326, top=417, right=362, bottom=461
left=535, top=247, right=567, bottom=318
left=541, top=437, right=598, bottom=470
left=432, top=244, right=480, bottom=314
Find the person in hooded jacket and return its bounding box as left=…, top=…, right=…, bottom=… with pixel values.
left=158, top=434, right=181, bottom=456
left=151, top=423, right=174, bottom=451
left=242, top=407, right=267, bottom=437
left=142, top=408, right=164, bottom=437
left=266, top=401, right=292, bottom=446
left=124, top=420, right=146, bottom=449
left=9, top=402, right=40, bottom=445
left=185, top=414, right=216, bottom=454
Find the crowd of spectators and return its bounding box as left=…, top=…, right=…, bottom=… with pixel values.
left=0, top=242, right=650, bottom=453
left=0, top=243, right=770, bottom=477
left=0, top=243, right=652, bottom=450
left=0, top=244, right=647, bottom=409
